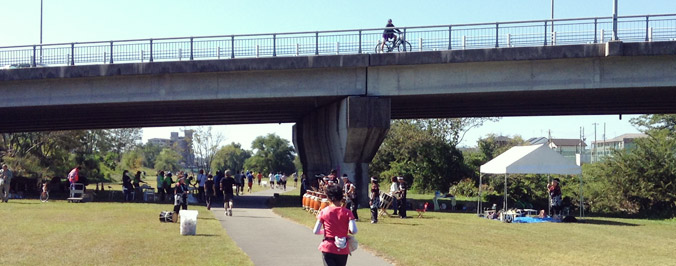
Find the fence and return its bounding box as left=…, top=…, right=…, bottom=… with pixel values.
left=1, top=14, right=675, bottom=67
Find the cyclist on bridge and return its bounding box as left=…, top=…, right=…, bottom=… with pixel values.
left=380, top=18, right=402, bottom=52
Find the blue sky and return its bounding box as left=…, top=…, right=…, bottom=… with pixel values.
left=2, top=0, right=673, bottom=148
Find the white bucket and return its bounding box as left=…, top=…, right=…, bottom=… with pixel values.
left=179, top=210, right=198, bottom=235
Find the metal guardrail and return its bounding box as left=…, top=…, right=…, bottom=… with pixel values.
left=1, top=14, right=675, bottom=67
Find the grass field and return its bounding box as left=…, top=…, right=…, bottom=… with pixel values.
left=274, top=188, right=676, bottom=266
left=0, top=200, right=252, bottom=266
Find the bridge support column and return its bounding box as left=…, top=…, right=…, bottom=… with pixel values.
left=293, top=96, right=390, bottom=206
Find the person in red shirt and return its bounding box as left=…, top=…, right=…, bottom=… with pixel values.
left=313, top=184, right=358, bottom=266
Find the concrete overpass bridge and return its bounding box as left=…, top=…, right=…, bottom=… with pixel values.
left=2, top=14, right=676, bottom=201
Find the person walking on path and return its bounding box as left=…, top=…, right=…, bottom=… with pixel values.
left=0, top=164, right=14, bottom=202
left=313, top=185, right=358, bottom=266
left=269, top=172, right=275, bottom=189
left=256, top=172, right=262, bottom=186
left=293, top=172, right=298, bottom=188
left=342, top=174, right=359, bottom=221
left=197, top=169, right=206, bottom=203
left=246, top=171, right=254, bottom=193
left=221, top=170, right=236, bottom=216
left=369, top=177, right=381, bottom=224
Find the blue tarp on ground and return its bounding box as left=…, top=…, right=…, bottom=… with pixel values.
left=513, top=217, right=560, bottom=223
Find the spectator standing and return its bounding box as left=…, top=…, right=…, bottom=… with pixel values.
left=389, top=176, right=399, bottom=216
left=293, top=172, right=298, bottom=188
left=197, top=169, right=206, bottom=203
left=548, top=178, right=563, bottom=216
left=397, top=176, right=408, bottom=218
left=369, top=177, right=380, bottom=224
left=156, top=171, right=166, bottom=201
left=300, top=173, right=309, bottom=198
left=163, top=172, right=174, bottom=203
left=256, top=172, right=263, bottom=186
left=0, top=164, right=14, bottom=202
left=173, top=177, right=189, bottom=216
left=313, top=185, right=357, bottom=266
left=122, top=170, right=134, bottom=202
left=132, top=171, right=146, bottom=202
left=205, top=174, right=215, bottom=210
left=342, top=174, right=358, bottom=221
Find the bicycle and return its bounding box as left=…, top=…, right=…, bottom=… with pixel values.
left=375, top=33, right=412, bottom=53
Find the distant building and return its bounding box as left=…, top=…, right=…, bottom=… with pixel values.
left=527, top=137, right=588, bottom=164
left=591, top=133, right=647, bottom=163
left=146, top=130, right=195, bottom=168
left=148, top=138, right=171, bottom=148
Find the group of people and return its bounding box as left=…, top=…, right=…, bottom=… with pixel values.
left=267, top=172, right=297, bottom=191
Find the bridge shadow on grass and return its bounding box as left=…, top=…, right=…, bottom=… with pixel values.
left=194, top=234, right=219, bottom=237
left=578, top=219, right=640, bottom=226
left=7, top=201, right=40, bottom=204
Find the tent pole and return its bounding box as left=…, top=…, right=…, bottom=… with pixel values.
left=579, top=174, right=584, bottom=219
left=478, top=173, right=483, bottom=216
left=548, top=175, right=551, bottom=216
left=504, top=174, right=508, bottom=210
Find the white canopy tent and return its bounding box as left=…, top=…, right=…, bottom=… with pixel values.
left=478, top=144, right=584, bottom=218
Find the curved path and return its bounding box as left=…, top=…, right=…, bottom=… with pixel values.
left=212, top=189, right=392, bottom=266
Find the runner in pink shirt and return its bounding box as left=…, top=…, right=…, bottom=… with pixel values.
left=313, top=185, right=358, bottom=266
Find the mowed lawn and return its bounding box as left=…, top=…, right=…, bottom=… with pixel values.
left=274, top=189, right=676, bottom=266
left=0, top=200, right=252, bottom=266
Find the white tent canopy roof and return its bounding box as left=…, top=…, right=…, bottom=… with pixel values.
left=480, top=144, right=582, bottom=175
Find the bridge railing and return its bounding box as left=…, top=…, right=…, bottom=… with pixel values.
left=1, top=14, right=675, bottom=67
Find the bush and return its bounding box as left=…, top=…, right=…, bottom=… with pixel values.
left=450, top=178, right=478, bottom=197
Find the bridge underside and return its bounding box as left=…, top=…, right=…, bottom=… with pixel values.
left=1, top=85, right=675, bottom=133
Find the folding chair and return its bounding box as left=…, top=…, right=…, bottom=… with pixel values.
left=416, top=202, right=429, bottom=218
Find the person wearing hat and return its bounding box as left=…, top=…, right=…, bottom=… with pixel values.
left=220, top=170, right=236, bottom=216
left=397, top=176, right=408, bottom=218
left=369, top=177, right=381, bottom=224
left=342, top=174, right=358, bottom=221
left=548, top=178, right=562, bottom=217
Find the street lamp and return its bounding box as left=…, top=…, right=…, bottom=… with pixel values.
left=612, top=0, right=619, bottom=40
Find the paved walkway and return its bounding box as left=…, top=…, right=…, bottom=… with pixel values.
left=211, top=189, right=392, bottom=266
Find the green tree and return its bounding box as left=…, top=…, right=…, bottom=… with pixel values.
left=154, top=148, right=182, bottom=173
left=120, top=149, right=144, bottom=170
left=141, top=143, right=163, bottom=168
left=371, top=120, right=467, bottom=193
left=212, top=143, right=251, bottom=174
left=248, top=134, right=296, bottom=175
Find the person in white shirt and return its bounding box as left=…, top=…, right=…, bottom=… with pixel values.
left=389, top=176, right=399, bottom=216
